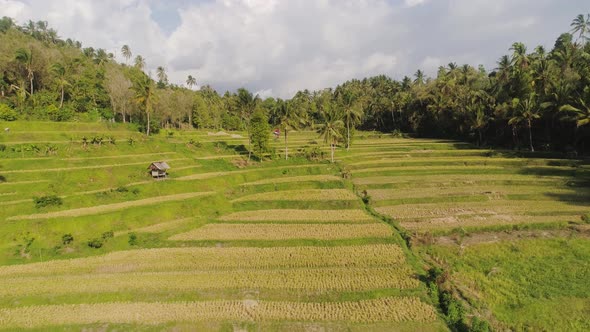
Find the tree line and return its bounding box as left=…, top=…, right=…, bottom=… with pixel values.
left=0, top=15, right=589, bottom=155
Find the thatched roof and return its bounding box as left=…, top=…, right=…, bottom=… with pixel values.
left=149, top=162, right=170, bottom=170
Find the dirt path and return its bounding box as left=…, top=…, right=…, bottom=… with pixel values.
left=8, top=192, right=215, bottom=220
left=2, top=158, right=189, bottom=174
left=176, top=164, right=318, bottom=181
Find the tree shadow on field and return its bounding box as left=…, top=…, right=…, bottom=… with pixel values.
left=520, top=160, right=590, bottom=207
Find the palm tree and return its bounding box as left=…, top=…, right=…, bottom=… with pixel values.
left=414, top=70, right=425, bottom=85
left=131, top=74, right=157, bottom=136
left=277, top=99, right=303, bottom=160
left=121, top=45, right=132, bottom=65
left=570, top=13, right=590, bottom=42
left=15, top=48, right=34, bottom=96
left=134, top=55, right=146, bottom=70
left=335, top=89, right=363, bottom=150
left=186, top=75, right=197, bottom=89
left=156, top=66, right=168, bottom=85
left=560, top=98, right=590, bottom=127
left=316, top=108, right=344, bottom=163
left=508, top=94, right=541, bottom=152
left=510, top=42, right=529, bottom=70
left=50, top=63, right=70, bottom=108
left=236, top=88, right=259, bottom=160
left=95, top=49, right=109, bottom=66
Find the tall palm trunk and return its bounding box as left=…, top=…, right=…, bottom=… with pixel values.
left=330, top=141, right=335, bottom=163
left=29, top=73, right=34, bottom=96
left=528, top=120, right=534, bottom=152
left=146, top=111, right=150, bottom=136
left=284, top=130, right=288, bottom=160
left=346, top=116, right=350, bottom=151
left=59, top=86, right=64, bottom=108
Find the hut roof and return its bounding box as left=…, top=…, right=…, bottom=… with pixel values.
left=149, top=161, right=170, bottom=170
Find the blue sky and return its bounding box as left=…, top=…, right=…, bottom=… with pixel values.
left=1, top=0, right=588, bottom=97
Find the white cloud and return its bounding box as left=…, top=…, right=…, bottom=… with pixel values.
left=404, top=0, right=428, bottom=8
left=0, top=0, right=586, bottom=97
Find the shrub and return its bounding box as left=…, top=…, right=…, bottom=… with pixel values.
left=471, top=317, right=492, bottom=332
left=87, top=238, right=103, bottom=249
left=128, top=232, right=138, bottom=246
left=61, top=233, right=74, bottom=245
left=131, top=188, right=140, bottom=195
left=0, top=104, right=17, bottom=121
left=101, top=231, right=114, bottom=241
left=0, top=144, right=6, bottom=152
left=303, top=146, right=324, bottom=161
left=128, top=138, right=135, bottom=145
left=361, top=190, right=371, bottom=204
left=34, top=195, right=63, bottom=208
left=188, top=139, right=202, bottom=148
left=115, top=186, right=129, bottom=193
left=0, top=175, right=6, bottom=182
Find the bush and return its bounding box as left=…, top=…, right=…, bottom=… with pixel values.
left=361, top=190, right=371, bottom=204
left=302, top=146, right=324, bottom=161
left=128, top=232, right=137, bottom=246
left=0, top=144, right=6, bottom=152
left=87, top=238, right=103, bottom=249
left=471, top=317, right=492, bottom=332
left=131, top=188, right=140, bottom=195
left=34, top=195, right=63, bottom=208
left=0, top=103, right=17, bottom=121
left=101, top=230, right=114, bottom=240
left=188, top=139, right=202, bottom=148
left=61, top=233, right=74, bottom=245
left=115, top=186, right=129, bottom=193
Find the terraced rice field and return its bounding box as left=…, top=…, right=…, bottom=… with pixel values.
left=3, top=122, right=587, bottom=330
left=340, top=132, right=590, bottom=331
left=0, top=123, right=444, bottom=331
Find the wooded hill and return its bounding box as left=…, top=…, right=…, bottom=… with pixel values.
left=0, top=15, right=589, bottom=153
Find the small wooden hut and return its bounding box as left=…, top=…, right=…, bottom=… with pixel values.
left=148, top=161, right=170, bottom=179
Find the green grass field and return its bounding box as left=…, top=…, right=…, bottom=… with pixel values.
left=0, top=121, right=589, bottom=331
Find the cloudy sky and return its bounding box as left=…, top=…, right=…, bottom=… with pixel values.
left=1, top=0, right=587, bottom=98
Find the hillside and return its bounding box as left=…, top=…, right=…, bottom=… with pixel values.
left=1, top=121, right=589, bottom=330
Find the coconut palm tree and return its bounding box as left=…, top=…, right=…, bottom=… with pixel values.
left=335, top=88, right=363, bottom=150
left=131, top=73, right=157, bottom=136
left=570, top=13, right=590, bottom=42
left=15, top=48, right=34, bottom=96
left=316, top=108, right=344, bottom=163
left=277, top=99, right=304, bottom=160
left=414, top=70, right=425, bottom=85
left=186, top=75, right=197, bottom=89
left=95, top=49, right=109, bottom=66
left=156, top=66, right=168, bottom=86
left=560, top=98, right=590, bottom=127
left=510, top=42, right=529, bottom=70
left=134, top=55, right=146, bottom=70
left=236, top=88, right=259, bottom=160
left=121, top=45, right=132, bottom=65
left=50, top=63, right=70, bottom=108
left=508, top=94, right=541, bottom=152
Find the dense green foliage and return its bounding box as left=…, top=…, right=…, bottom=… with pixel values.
left=1, top=15, right=589, bottom=151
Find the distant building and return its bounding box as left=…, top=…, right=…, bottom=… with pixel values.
left=148, top=162, right=170, bottom=179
